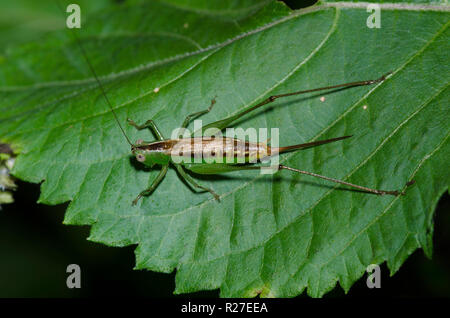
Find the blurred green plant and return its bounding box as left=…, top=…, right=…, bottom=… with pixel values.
left=0, top=145, right=16, bottom=206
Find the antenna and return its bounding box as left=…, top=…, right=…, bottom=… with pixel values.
left=58, top=2, right=133, bottom=146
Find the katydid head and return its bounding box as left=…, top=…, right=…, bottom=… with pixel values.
left=132, top=148, right=155, bottom=167
left=131, top=140, right=171, bottom=167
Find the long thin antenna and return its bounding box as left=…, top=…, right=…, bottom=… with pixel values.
left=57, top=2, right=133, bottom=146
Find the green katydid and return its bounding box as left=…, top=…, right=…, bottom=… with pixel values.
left=69, top=23, right=412, bottom=206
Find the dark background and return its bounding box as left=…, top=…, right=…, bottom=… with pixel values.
left=1, top=0, right=449, bottom=298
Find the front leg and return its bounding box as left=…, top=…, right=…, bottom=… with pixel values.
left=128, top=118, right=164, bottom=141
left=132, top=164, right=169, bottom=205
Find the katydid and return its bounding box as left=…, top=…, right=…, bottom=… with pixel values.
left=69, top=26, right=412, bottom=206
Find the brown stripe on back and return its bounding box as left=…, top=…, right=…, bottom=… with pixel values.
left=137, top=140, right=177, bottom=152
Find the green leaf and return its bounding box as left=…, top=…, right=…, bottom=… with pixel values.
left=0, top=0, right=449, bottom=297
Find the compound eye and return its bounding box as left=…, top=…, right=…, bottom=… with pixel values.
left=136, top=154, right=146, bottom=162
